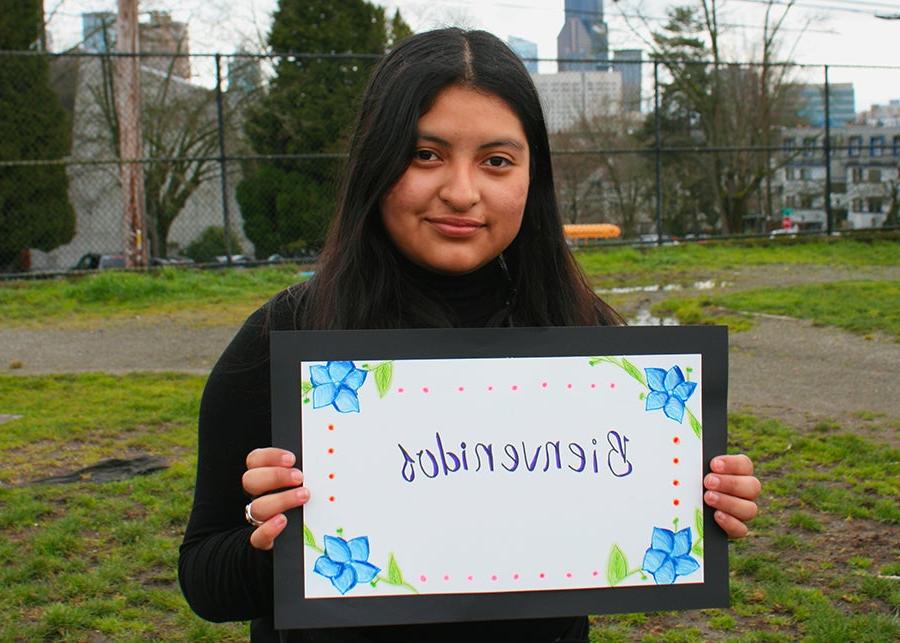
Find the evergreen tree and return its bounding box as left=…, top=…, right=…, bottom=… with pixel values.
left=0, top=0, right=75, bottom=270
left=237, top=1, right=411, bottom=256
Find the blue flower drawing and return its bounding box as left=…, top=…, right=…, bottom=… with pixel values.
left=310, top=361, right=367, bottom=413
left=641, top=527, right=700, bottom=584
left=314, top=535, right=381, bottom=594
left=644, top=366, right=697, bottom=423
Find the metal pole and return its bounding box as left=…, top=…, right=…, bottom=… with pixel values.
left=653, top=61, right=663, bottom=246
left=116, top=0, right=148, bottom=267
left=214, top=53, right=233, bottom=265
left=823, top=65, right=833, bottom=236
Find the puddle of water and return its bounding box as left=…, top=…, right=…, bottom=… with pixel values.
left=596, top=280, right=730, bottom=295
left=628, top=306, right=679, bottom=326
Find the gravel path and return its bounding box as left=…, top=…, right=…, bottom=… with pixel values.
left=2, top=265, right=897, bottom=426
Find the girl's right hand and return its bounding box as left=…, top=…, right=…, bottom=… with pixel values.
left=242, top=447, right=310, bottom=550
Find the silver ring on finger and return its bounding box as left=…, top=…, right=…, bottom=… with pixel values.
left=244, top=501, right=264, bottom=527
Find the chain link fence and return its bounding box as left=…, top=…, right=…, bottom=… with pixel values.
left=1, top=50, right=898, bottom=276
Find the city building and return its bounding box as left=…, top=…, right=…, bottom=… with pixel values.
left=80, top=10, right=191, bottom=80
left=613, top=49, right=642, bottom=112
left=507, top=36, right=538, bottom=74
left=786, top=83, right=856, bottom=128
left=856, top=99, right=900, bottom=127
left=532, top=70, right=622, bottom=132
left=557, top=0, right=609, bottom=71
left=776, top=125, right=899, bottom=230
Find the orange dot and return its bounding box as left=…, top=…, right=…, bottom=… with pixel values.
left=673, top=437, right=680, bottom=444
left=328, top=473, right=335, bottom=480
left=673, top=499, right=680, bottom=506
left=327, top=448, right=334, bottom=455
left=673, top=457, right=680, bottom=464
left=328, top=424, right=334, bottom=431
left=329, top=496, right=335, bottom=502
left=673, top=479, right=680, bottom=486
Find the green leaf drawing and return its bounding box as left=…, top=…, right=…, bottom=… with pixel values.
left=688, top=411, right=702, bottom=439
left=301, top=380, right=313, bottom=404
left=373, top=362, right=393, bottom=398
left=303, top=523, right=317, bottom=549
left=620, top=358, right=646, bottom=386
left=692, top=542, right=704, bottom=557
left=607, top=545, right=628, bottom=586
left=386, top=553, right=404, bottom=585
left=694, top=508, right=704, bottom=542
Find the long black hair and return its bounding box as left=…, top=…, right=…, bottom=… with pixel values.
left=298, top=28, right=622, bottom=329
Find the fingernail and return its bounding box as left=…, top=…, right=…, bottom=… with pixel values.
left=274, top=514, right=286, bottom=526
left=296, top=489, right=309, bottom=501
left=715, top=511, right=726, bottom=522
left=282, top=453, right=295, bottom=466
left=712, top=458, right=724, bottom=472
left=707, top=475, right=720, bottom=489
left=706, top=491, right=720, bottom=503
left=290, top=469, right=302, bottom=484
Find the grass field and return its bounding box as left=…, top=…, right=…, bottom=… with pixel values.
left=653, top=280, right=900, bottom=340
left=0, top=236, right=897, bottom=639
left=0, top=374, right=897, bottom=641
left=1, top=236, right=897, bottom=328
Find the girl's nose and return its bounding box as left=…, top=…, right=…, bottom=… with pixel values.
left=438, top=164, right=480, bottom=211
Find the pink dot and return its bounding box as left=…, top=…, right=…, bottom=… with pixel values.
left=487, top=385, right=493, bottom=391
left=422, top=387, right=429, bottom=394
left=539, top=572, right=545, bottom=579
left=443, top=575, right=450, bottom=581
left=397, top=388, right=405, bottom=393
left=467, top=575, right=474, bottom=581
left=511, top=385, right=518, bottom=391
left=513, top=573, right=520, bottom=580
left=491, top=575, right=498, bottom=581
left=567, top=383, right=573, bottom=389
left=458, top=386, right=464, bottom=392
left=420, top=575, right=427, bottom=582
left=591, top=383, right=597, bottom=389
left=610, top=382, right=616, bottom=389
left=541, top=382, right=548, bottom=388
left=566, top=572, right=573, bottom=578
left=592, top=571, right=599, bottom=577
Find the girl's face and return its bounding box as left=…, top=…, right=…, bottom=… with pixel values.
left=380, top=85, right=530, bottom=275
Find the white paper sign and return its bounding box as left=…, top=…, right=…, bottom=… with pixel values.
left=299, top=353, right=706, bottom=599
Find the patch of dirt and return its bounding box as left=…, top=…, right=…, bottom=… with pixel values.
left=2, top=264, right=898, bottom=431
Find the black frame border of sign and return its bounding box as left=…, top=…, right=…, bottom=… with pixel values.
left=271, top=325, right=729, bottom=630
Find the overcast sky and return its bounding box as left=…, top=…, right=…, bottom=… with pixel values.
left=46, top=0, right=900, bottom=111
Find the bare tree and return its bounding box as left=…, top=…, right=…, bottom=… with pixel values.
left=86, top=27, right=256, bottom=257
left=620, top=0, right=806, bottom=233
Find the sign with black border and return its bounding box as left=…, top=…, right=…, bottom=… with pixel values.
left=271, top=325, right=728, bottom=629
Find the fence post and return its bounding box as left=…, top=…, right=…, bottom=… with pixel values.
left=214, top=53, right=233, bottom=264
left=653, top=60, right=663, bottom=246
left=823, top=64, right=833, bottom=237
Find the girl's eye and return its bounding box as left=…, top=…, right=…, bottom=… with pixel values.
left=485, top=156, right=511, bottom=168
left=415, top=149, right=438, bottom=161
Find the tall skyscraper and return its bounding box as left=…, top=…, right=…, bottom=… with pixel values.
left=508, top=36, right=538, bottom=74
left=613, top=49, right=643, bottom=112
left=557, top=0, right=608, bottom=71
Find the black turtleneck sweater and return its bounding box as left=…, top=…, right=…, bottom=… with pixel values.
left=178, top=259, right=589, bottom=642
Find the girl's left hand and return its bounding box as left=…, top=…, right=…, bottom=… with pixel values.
left=704, top=454, right=761, bottom=539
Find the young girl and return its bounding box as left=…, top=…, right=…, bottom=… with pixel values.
left=179, top=28, right=760, bottom=642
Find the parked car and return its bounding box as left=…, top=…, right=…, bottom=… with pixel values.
left=70, top=253, right=126, bottom=271
left=150, top=256, right=195, bottom=267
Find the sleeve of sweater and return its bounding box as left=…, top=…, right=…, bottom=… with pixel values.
left=178, top=296, right=295, bottom=622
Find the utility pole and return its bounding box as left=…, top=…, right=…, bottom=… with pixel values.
left=116, top=0, right=148, bottom=268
